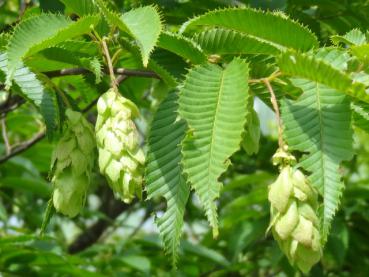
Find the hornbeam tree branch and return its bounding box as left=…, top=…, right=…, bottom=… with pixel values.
left=0, top=99, right=26, bottom=115
left=68, top=185, right=132, bottom=254
left=44, top=67, right=160, bottom=79
left=0, top=130, right=45, bottom=163
left=0, top=96, right=101, bottom=164
left=101, top=39, right=117, bottom=90
left=0, top=95, right=25, bottom=115
left=263, top=78, right=284, bottom=149
left=0, top=70, right=139, bottom=161
left=0, top=67, right=159, bottom=114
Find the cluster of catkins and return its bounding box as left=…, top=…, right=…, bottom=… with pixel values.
left=51, top=109, right=95, bottom=217
left=95, top=89, right=145, bottom=203
left=268, top=149, right=322, bottom=273
left=50, top=88, right=322, bottom=273
left=51, top=89, right=144, bottom=217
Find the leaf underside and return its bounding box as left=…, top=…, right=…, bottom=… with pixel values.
left=282, top=79, right=353, bottom=242
left=179, top=58, right=249, bottom=237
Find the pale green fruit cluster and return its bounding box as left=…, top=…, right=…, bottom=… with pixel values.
left=95, top=89, right=145, bottom=203
left=51, top=109, right=95, bottom=217
left=268, top=165, right=322, bottom=273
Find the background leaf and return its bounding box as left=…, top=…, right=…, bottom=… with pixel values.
left=146, top=92, right=190, bottom=266
left=6, top=14, right=100, bottom=84
left=181, top=7, right=318, bottom=51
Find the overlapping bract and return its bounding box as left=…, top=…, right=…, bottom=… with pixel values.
left=51, top=109, right=95, bottom=217
left=269, top=164, right=322, bottom=273
left=96, top=89, right=145, bottom=203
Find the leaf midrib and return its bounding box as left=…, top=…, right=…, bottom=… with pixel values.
left=206, top=69, right=225, bottom=196
left=314, top=82, right=329, bottom=232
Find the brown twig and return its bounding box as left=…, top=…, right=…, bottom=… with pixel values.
left=115, top=75, right=128, bottom=85
left=81, top=97, right=99, bottom=113
left=43, top=67, right=160, bottom=79
left=0, top=95, right=26, bottom=115
left=0, top=99, right=26, bottom=114
left=0, top=130, right=45, bottom=163
left=68, top=186, right=131, bottom=254
left=0, top=96, right=101, bottom=164
left=101, top=39, right=117, bottom=90
left=19, top=0, right=31, bottom=19
left=0, top=63, right=158, bottom=117
left=249, top=71, right=282, bottom=84
left=263, top=78, right=284, bottom=148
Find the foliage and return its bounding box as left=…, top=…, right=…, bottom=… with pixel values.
left=1, top=0, right=369, bottom=276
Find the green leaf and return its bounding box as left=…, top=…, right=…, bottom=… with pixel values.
left=28, top=48, right=85, bottom=71
left=157, top=32, right=206, bottom=64
left=331, top=29, right=366, bottom=46
left=0, top=198, right=7, bottom=222
left=40, top=198, right=55, bottom=236
left=182, top=241, right=230, bottom=267
left=277, top=50, right=369, bottom=103
left=150, top=49, right=188, bottom=81
left=119, top=38, right=177, bottom=87
left=0, top=176, right=51, bottom=197
left=80, top=57, right=102, bottom=83
left=120, top=255, right=151, bottom=273
left=351, top=44, right=369, bottom=62
left=193, top=28, right=280, bottom=55
left=6, top=14, right=100, bottom=85
left=314, top=47, right=350, bottom=71
left=95, top=0, right=131, bottom=33
left=121, top=6, right=162, bottom=67
left=27, top=47, right=100, bottom=74
left=148, top=58, right=177, bottom=88
left=352, top=101, right=369, bottom=132
left=0, top=235, right=36, bottom=246
left=60, top=0, right=98, bottom=16
left=281, top=50, right=354, bottom=242
left=180, top=7, right=318, bottom=51
left=0, top=53, right=57, bottom=135
left=242, top=98, right=260, bottom=155
left=179, top=58, right=249, bottom=237
left=97, top=2, right=162, bottom=67
left=146, top=92, right=190, bottom=267
left=55, top=40, right=99, bottom=55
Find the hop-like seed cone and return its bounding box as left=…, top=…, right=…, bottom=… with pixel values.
left=51, top=109, right=95, bottom=217
left=95, top=89, right=145, bottom=203
left=268, top=166, right=322, bottom=273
